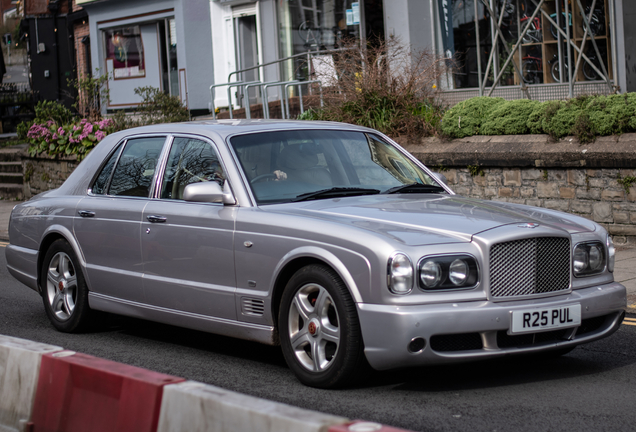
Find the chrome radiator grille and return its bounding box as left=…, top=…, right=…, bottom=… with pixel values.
left=489, top=237, right=570, bottom=298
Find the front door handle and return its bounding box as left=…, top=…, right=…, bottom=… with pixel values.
left=147, top=215, right=167, bottom=223
left=78, top=210, right=95, bottom=218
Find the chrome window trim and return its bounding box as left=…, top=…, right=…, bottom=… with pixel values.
left=416, top=253, right=481, bottom=293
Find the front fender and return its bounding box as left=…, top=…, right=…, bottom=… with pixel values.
left=272, top=245, right=371, bottom=303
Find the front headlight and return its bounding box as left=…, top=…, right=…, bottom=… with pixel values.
left=387, top=253, right=414, bottom=294
left=418, top=255, right=479, bottom=291
left=607, top=235, right=615, bottom=273
left=573, top=241, right=606, bottom=277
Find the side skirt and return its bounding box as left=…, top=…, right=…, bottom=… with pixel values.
left=89, top=292, right=278, bottom=346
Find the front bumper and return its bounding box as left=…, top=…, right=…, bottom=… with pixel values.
left=358, top=282, right=626, bottom=371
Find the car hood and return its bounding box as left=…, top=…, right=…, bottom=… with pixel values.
left=266, top=194, right=596, bottom=246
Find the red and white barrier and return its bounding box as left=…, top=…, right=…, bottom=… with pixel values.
left=0, top=335, right=413, bottom=432
left=29, top=351, right=184, bottom=432
left=157, top=380, right=348, bottom=432
left=0, top=335, right=62, bottom=432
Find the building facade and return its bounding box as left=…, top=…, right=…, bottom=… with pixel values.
left=70, top=0, right=636, bottom=114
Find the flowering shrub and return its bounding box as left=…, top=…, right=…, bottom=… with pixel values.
left=27, top=118, right=115, bottom=160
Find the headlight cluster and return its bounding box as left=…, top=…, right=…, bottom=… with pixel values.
left=418, top=255, right=479, bottom=290
left=573, top=241, right=606, bottom=277
left=388, top=253, right=479, bottom=294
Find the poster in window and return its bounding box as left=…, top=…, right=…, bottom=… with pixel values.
left=105, top=26, right=145, bottom=79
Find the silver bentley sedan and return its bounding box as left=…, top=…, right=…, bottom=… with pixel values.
left=6, top=120, right=626, bottom=388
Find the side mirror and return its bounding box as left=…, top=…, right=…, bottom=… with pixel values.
left=183, top=181, right=236, bottom=205
left=432, top=172, right=448, bottom=186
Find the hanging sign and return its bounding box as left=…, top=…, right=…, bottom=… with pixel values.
left=352, top=2, right=360, bottom=25
left=437, top=0, right=454, bottom=60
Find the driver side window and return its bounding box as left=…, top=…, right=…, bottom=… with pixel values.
left=160, top=137, right=225, bottom=200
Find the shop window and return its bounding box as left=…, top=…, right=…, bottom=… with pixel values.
left=104, top=26, right=146, bottom=79
left=450, top=0, right=612, bottom=89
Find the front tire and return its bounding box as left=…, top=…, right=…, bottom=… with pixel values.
left=41, top=239, right=93, bottom=332
left=279, top=264, right=365, bottom=388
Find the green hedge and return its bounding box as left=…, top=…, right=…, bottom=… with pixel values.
left=441, top=94, right=636, bottom=143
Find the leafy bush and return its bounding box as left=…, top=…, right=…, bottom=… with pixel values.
left=34, top=100, right=75, bottom=125
left=440, top=97, right=504, bottom=138
left=480, top=99, right=541, bottom=135
left=440, top=94, right=636, bottom=141
left=298, top=39, right=446, bottom=137
left=26, top=118, right=115, bottom=160
left=134, top=86, right=190, bottom=125
left=586, top=93, right=636, bottom=136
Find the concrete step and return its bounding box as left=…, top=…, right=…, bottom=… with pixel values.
left=0, top=183, right=23, bottom=200
left=0, top=162, right=22, bottom=173
left=0, top=173, right=22, bottom=184
left=0, top=144, right=27, bottom=162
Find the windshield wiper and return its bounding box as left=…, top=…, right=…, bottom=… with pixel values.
left=292, top=187, right=381, bottom=202
left=385, top=183, right=447, bottom=194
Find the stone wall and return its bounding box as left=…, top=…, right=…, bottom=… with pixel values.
left=400, top=133, right=636, bottom=246
left=23, top=155, right=78, bottom=199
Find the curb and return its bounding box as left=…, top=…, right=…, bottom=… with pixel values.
left=0, top=334, right=413, bottom=432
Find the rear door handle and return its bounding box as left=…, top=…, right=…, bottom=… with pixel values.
left=147, top=215, right=167, bottom=223
left=78, top=210, right=95, bottom=218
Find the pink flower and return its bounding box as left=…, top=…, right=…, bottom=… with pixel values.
left=73, top=125, right=81, bottom=131
left=83, top=123, right=93, bottom=135
left=52, top=133, right=58, bottom=140
left=57, top=127, right=65, bottom=136
left=99, top=118, right=114, bottom=129
left=95, top=130, right=106, bottom=141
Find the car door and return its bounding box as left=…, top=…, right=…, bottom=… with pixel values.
left=74, top=135, right=167, bottom=303
left=140, top=136, right=237, bottom=319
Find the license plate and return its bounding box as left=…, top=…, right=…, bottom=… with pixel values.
left=510, top=304, right=581, bottom=334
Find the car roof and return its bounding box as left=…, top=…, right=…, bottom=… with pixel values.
left=118, top=119, right=376, bottom=140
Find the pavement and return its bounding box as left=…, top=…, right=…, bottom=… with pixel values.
left=0, top=199, right=634, bottom=313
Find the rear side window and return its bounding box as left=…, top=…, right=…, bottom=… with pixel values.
left=108, top=137, right=166, bottom=197
left=91, top=144, right=122, bottom=195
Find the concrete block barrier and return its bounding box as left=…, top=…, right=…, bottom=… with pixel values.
left=0, top=334, right=412, bottom=432
left=29, top=351, right=184, bottom=432
left=157, top=380, right=348, bottom=432
left=0, top=335, right=62, bottom=432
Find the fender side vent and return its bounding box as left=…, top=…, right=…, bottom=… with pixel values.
left=242, top=298, right=265, bottom=317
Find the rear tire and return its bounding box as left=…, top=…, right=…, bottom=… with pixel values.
left=40, top=239, right=93, bottom=333
left=279, top=264, right=365, bottom=388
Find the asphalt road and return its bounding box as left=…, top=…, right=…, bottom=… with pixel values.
left=1, top=245, right=635, bottom=432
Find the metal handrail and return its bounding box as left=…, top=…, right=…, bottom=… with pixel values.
left=226, top=47, right=355, bottom=84
left=244, top=80, right=281, bottom=119
left=284, top=80, right=324, bottom=119
left=227, top=81, right=261, bottom=119
left=261, top=81, right=299, bottom=119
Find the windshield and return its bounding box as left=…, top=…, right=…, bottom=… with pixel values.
left=230, top=130, right=442, bottom=204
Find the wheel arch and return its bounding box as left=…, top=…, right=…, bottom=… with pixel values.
left=270, top=246, right=368, bottom=330
left=37, top=226, right=88, bottom=292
